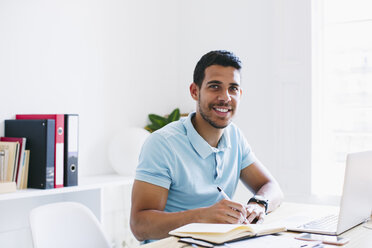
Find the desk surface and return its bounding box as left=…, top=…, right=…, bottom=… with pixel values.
left=141, top=202, right=372, bottom=248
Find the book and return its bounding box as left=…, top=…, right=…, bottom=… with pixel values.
left=5, top=119, right=55, bottom=189
left=169, top=223, right=286, bottom=244
left=0, top=149, right=9, bottom=182
left=64, top=114, right=79, bottom=186
left=0, top=141, right=19, bottom=182
left=20, top=150, right=30, bottom=189
left=16, top=114, right=65, bottom=188
left=0, top=137, right=26, bottom=188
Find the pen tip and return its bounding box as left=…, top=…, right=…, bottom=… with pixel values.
left=217, top=186, right=221, bottom=192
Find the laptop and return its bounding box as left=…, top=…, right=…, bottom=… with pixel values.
left=286, top=150, right=372, bottom=235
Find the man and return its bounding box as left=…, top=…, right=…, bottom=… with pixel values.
left=130, top=50, right=283, bottom=242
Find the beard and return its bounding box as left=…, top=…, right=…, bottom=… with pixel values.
left=198, top=99, right=233, bottom=129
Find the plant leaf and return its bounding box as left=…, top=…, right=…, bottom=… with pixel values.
left=144, top=124, right=158, bottom=133
left=149, top=114, right=167, bottom=128
left=167, top=108, right=180, bottom=122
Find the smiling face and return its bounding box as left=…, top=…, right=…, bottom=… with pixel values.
left=190, top=65, right=242, bottom=129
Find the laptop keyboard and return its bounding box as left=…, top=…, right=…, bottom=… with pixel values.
left=299, top=214, right=339, bottom=231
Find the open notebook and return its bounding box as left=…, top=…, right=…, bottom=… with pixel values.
left=169, top=223, right=286, bottom=244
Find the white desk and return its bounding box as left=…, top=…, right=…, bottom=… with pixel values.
left=141, top=202, right=372, bottom=248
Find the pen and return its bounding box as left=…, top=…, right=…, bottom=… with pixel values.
left=217, top=186, right=231, bottom=200
left=217, top=186, right=247, bottom=223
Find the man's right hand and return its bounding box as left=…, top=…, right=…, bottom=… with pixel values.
left=130, top=181, right=248, bottom=241
left=199, top=199, right=248, bottom=224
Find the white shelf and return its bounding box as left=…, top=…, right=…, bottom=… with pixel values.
left=0, top=174, right=133, bottom=201
left=0, top=173, right=134, bottom=248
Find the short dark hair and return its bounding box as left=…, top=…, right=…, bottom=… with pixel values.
left=193, top=50, right=242, bottom=88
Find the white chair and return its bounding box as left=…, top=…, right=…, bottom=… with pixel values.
left=29, top=201, right=111, bottom=248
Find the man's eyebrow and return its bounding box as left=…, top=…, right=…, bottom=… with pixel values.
left=206, top=81, right=240, bottom=86
left=230, top=82, right=240, bottom=87
left=206, top=80, right=222, bottom=85
left=206, top=81, right=241, bottom=88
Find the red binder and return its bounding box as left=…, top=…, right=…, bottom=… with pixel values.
left=16, top=114, right=64, bottom=188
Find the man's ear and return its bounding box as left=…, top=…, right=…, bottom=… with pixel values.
left=190, top=82, right=199, bottom=101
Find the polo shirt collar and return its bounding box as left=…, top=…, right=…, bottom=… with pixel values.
left=184, top=112, right=231, bottom=159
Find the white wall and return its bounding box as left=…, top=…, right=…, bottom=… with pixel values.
left=0, top=0, right=181, bottom=176
left=0, top=0, right=311, bottom=196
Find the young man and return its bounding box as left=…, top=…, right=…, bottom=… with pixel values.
left=130, top=50, right=283, bottom=242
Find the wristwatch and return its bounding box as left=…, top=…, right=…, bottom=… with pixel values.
left=248, top=195, right=269, bottom=214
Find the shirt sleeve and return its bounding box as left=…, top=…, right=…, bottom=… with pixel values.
left=240, top=131, right=257, bottom=170
left=135, top=132, right=174, bottom=189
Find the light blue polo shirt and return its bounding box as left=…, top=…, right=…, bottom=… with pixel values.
left=135, top=112, right=256, bottom=213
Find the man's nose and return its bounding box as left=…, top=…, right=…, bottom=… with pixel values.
left=218, top=89, right=231, bottom=102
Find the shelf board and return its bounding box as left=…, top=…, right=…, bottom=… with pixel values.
left=0, top=174, right=133, bottom=201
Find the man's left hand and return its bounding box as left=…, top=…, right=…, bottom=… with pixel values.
left=244, top=202, right=265, bottom=224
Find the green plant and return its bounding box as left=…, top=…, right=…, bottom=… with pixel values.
left=145, top=108, right=181, bottom=133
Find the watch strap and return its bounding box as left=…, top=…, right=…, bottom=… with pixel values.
left=247, top=196, right=268, bottom=214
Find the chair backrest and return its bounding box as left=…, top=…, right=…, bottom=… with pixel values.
left=29, top=201, right=111, bottom=248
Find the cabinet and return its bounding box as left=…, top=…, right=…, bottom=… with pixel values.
left=0, top=174, right=135, bottom=248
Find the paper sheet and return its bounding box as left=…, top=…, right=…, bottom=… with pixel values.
left=218, top=235, right=322, bottom=248
left=171, top=223, right=252, bottom=234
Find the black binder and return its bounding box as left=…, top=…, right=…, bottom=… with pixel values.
left=64, top=114, right=79, bottom=186
left=5, top=119, right=55, bottom=189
